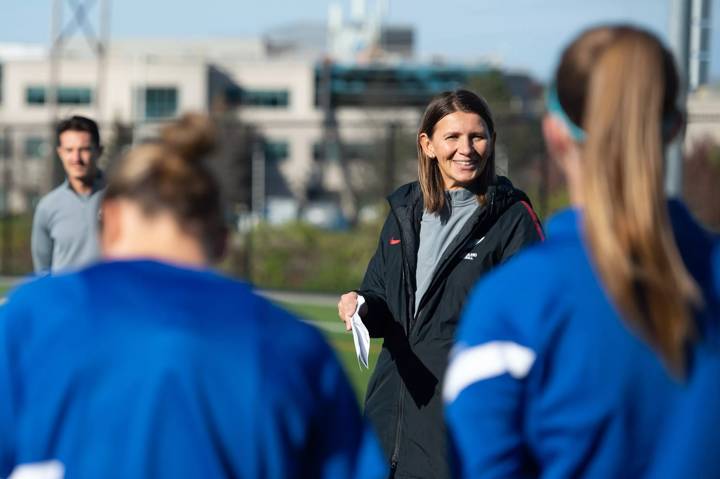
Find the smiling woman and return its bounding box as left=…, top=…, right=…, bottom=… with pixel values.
left=419, top=111, right=491, bottom=192
left=337, top=89, right=544, bottom=478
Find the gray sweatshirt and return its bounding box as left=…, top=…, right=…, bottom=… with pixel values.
left=31, top=175, right=105, bottom=274
left=415, top=188, right=479, bottom=311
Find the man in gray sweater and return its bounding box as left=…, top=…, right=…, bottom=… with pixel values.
left=31, top=116, right=105, bottom=274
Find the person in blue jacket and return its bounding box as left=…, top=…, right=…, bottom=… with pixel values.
left=443, top=25, right=720, bottom=478
left=646, top=246, right=720, bottom=479
left=0, top=114, right=386, bottom=479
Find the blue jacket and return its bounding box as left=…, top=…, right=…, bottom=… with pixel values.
left=0, top=260, right=386, bottom=479
left=647, top=245, right=720, bottom=479
left=443, top=202, right=719, bottom=479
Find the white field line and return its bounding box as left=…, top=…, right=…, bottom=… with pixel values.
left=303, top=319, right=349, bottom=334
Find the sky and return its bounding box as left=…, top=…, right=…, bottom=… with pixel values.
left=1, top=0, right=718, bottom=81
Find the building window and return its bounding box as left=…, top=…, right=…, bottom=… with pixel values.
left=313, top=141, right=372, bottom=160
left=26, top=86, right=93, bottom=105
left=27, top=87, right=45, bottom=105
left=144, top=87, right=178, bottom=119
left=225, top=87, right=289, bottom=108
left=243, top=90, right=289, bottom=107
left=24, top=137, right=46, bottom=159
left=264, top=141, right=289, bottom=160
left=59, top=87, right=93, bottom=105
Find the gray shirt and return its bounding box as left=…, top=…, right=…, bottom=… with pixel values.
left=415, top=188, right=479, bottom=311
left=31, top=174, right=105, bottom=274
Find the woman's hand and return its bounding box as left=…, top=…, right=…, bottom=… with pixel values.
left=338, top=292, right=359, bottom=331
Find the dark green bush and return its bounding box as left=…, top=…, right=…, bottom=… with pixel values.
left=224, top=217, right=384, bottom=294
left=0, top=214, right=33, bottom=276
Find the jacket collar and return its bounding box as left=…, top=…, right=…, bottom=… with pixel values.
left=387, top=175, right=529, bottom=221
left=386, top=176, right=530, bottom=301
left=63, top=170, right=106, bottom=196
left=546, top=208, right=582, bottom=240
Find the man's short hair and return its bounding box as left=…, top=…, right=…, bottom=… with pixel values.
left=56, top=116, right=101, bottom=148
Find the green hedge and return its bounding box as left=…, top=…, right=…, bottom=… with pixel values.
left=227, top=219, right=384, bottom=294
left=2, top=209, right=386, bottom=293
left=0, top=214, right=33, bottom=276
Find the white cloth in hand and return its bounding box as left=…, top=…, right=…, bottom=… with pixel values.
left=351, top=295, right=371, bottom=369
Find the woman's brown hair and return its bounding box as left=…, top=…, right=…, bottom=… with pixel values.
left=417, top=89, right=496, bottom=213
left=556, top=25, right=702, bottom=373
left=103, top=113, right=227, bottom=261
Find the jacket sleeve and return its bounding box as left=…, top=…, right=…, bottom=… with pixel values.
left=356, top=214, right=395, bottom=338
left=499, top=200, right=544, bottom=264
left=443, top=270, right=537, bottom=479
left=31, top=203, right=53, bottom=274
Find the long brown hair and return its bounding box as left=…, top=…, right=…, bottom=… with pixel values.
left=104, top=113, right=227, bottom=261
left=417, top=90, right=496, bottom=213
left=556, top=26, right=702, bottom=373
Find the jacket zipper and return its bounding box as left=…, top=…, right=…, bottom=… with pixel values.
left=387, top=188, right=499, bottom=471
left=390, top=380, right=405, bottom=471
left=389, top=207, right=415, bottom=472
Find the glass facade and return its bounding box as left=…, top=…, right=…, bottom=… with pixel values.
left=225, top=87, right=289, bottom=108
left=144, top=87, right=179, bottom=119
left=314, top=64, right=489, bottom=107
left=26, top=86, right=93, bottom=105
left=264, top=141, right=289, bottom=160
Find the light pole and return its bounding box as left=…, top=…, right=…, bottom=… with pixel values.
left=48, top=0, right=111, bottom=189
left=666, top=0, right=691, bottom=198
left=666, top=0, right=713, bottom=197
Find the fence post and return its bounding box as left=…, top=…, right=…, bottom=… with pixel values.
left=1, top=126, right=13, bottom=274
left=384, top=122, right=397, bottom=197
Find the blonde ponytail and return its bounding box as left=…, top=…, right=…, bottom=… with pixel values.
left=577, top=29, right=702, bottom=374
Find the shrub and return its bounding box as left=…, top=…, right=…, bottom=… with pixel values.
left=224, top=218, right=384, bottom=294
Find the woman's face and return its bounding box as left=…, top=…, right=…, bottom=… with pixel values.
left=420, top=111, right=492, bottom=190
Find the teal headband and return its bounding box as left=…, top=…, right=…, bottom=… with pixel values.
left=545, top=84, right=680, bottom=143
left=545, top=84, right=587, bottom=142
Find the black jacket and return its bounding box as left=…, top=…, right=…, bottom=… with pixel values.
left=358, top=176, right=544, bottom=479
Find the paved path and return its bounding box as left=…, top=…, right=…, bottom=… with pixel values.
left=256, top=290, right=348, bottom=334
left=257, top=289, right=338, bottom=307
left=304, top=320, right=347, bottom=334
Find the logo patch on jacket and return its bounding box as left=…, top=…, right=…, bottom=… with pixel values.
left=463, top=236, right=485, bottom=260
left=389, top=237, right=401, bottom=245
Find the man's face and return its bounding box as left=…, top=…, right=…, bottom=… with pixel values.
left=56, top=130, right=100, bottom=183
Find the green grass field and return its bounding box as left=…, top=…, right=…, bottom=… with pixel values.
left=278, top=301, right=381, bottom=403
